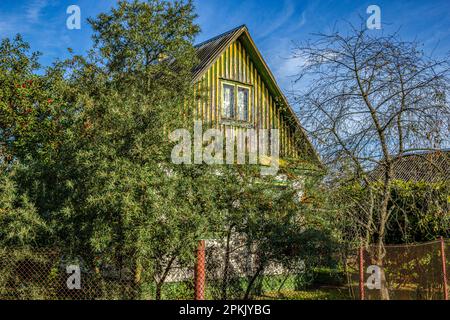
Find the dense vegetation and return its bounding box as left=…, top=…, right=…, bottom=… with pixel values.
left=0, top=0, right=331, bottom=299
left=0, top=0, right=448, bottom=300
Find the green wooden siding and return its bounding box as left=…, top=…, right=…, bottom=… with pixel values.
left=193, top=39, right=299, bottom=158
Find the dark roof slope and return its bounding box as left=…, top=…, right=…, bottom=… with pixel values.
left=369, top=149, right=450, bottom=183
left=192, top=25, right=245, bottom=80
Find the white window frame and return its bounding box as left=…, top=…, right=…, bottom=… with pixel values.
left=221, top=80, right=251, bottom=122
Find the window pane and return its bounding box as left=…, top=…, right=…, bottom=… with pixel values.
left=222, top=84, right=235, bottom=118
left=237, top=87, right=249, bottom=121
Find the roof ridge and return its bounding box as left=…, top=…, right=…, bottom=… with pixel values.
left=401, top=148, right=450, bottom=157
left=194, top=24, right=247, bottom=48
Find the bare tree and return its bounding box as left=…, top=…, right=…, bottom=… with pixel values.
left=292, top=24, right=450, bottom=299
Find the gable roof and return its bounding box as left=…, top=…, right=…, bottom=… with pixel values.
left=193, top=25, right=322, bottom=166
left=193, top=25, right=245, bottom=80
left=369, top=149, right=450, bottom=183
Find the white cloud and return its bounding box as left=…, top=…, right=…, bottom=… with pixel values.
left=25, top=0, right=49, bottom=23
left=272, top=55, right=308, bottom=93
left=0, top=0, right=50, bottom=37
left=297, top=11, right=307, bottom=29
left=276, top=55, right=305, bottom=79
left=256, top=0, right=296, bottom=38
left=0, top=20, right=16, bottom=36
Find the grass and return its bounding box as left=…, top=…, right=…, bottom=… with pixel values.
left=257, top=286, right=352, bottom=300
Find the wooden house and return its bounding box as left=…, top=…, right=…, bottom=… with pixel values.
left=191, top=25, right=320, bottom=167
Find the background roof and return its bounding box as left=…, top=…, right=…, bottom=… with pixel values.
left=369, top=150, right=450, bottom=183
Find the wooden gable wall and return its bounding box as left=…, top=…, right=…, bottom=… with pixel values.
left=193, top=38, right=300, bottom=159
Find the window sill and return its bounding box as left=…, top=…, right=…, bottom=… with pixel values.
left=220, top=119, right=254, bottom=128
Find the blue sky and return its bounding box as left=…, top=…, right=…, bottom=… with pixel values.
left=0, top=0, right=449, bottom=91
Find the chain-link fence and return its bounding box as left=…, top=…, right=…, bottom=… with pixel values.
left=0, top=247, right=196, bottom=300
left=0, top=239, right=318, bottom=301
left=1, top=239, right=448, bottom=300
left=196, top=239, right=334, bottom=300
left=0, top=248, right=137, bottom=300
left=347, top=239, right=449, bottom=300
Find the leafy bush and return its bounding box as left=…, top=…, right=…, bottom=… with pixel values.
left=386, top=180, right=450, bottom=243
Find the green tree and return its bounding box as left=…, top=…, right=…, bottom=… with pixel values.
left=30, top=0, right=206, bottom=299
left=1, top=0, right=334, bottom=301
left=0, top=165, right=47, bottom=247
left=0, top=35, right=65, bottom=164
left=2, top=0, right=205, bottom=299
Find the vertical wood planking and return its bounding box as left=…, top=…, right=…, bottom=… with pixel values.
left=194, top=38, right=302, bottom=160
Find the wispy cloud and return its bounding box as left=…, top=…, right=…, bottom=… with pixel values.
left=0, top=0, right=50, bottom=37
left=256, top=0, right=296, bottom=38
left=276, top=56, right=305, bottom=80
left=25, top=0, right=49, bottom=23
left=0, top=0, right=77, bottom=67
left=0, top=19, right=18, bottom=36
left=296, top=11, right=307, bottom=29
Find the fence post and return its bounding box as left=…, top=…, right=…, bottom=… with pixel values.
left=440, top=237, right=448, bottom=301
left=195, top=240, right=206, bottom=300
left=359, top=245, right=365, bottom=301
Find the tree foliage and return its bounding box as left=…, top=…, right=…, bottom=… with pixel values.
left=0, top=0, right=335, bottom=299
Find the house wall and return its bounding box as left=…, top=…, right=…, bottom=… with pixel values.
left=193, top=39, right=300, bottom=158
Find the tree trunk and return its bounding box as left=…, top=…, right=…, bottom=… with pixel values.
left=244, top=264, right=264, bottom=300
left=155, top=283, right=163, bottom=301
left=377, top=166, right=392, bottom=300
left=376, top=181, right=390, bottom=300
left=154, top=254, right=177, bottom=300
left=376, top=240, right=390, bottom=300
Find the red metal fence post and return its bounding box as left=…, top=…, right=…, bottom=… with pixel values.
left=359, top=245, right=365, bottom=301
left=195, top=240, right=206, bottom=300
left=440, top=237, right=448, bottom=301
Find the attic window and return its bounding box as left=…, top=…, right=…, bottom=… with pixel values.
left=222, top=81, right=250, bottom=122
left=223, top=84, right=235, bottom=118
